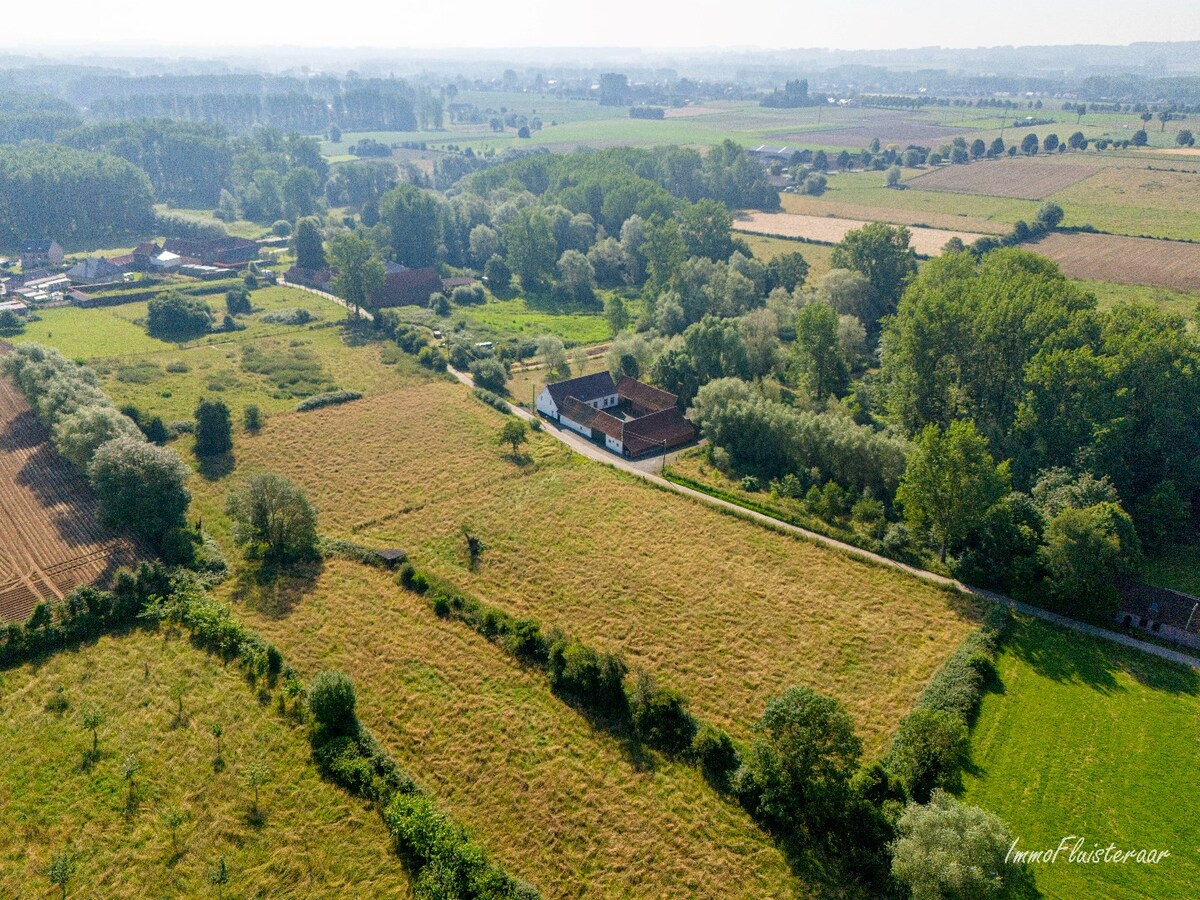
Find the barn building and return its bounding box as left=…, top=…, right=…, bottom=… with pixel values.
left=536, top=372, right=696, bottom=458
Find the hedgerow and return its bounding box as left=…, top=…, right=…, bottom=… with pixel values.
left=295, top=389, right=362, bottom=412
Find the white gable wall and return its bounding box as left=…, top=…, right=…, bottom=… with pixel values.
left=535, top=387, right=558, bottom=418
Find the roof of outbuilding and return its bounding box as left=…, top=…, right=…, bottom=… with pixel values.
left=621, top=407, right=697, bottom=457
left=545, top=371, right=617, bottom=409
left=617, top=375, right=677, bottom=412
left=1119, top=581, right=1200, bottom=633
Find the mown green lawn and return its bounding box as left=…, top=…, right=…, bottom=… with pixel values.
left=962, top=618, right=1200, bottom=900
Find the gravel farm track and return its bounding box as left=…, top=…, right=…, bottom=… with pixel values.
left=0, top=342, right=139, bottom=624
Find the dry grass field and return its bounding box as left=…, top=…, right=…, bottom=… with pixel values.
left=906, top=157, right=1096, bottom=199
left=0, top=370, right=139, bottom=624
left=778, top=192, right=1009, bottom=235
left=735, top=211, right=987, bottom=256
left=218, top=561, right=801, bottom=899
left=189, top=383, right=982, bottom=755
left=1028, top=232, right=1200, bottom=292
left=737, top=233, right=838, bottom=279
left=0, top=628, right=410, bottom=898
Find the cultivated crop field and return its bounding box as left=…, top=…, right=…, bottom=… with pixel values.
left=218, top=561, right=800, bottom=899
left=0, top=367, right=138, bottom=624
left=906, top=157, right=1097, bottom=200
left=1028, top=232, right=1200, bottom=292
left=962, top=618, right=1200, bottom=900
left=187, top=382, right=982, bottom=755
left=0, top=628, right=410, bottom=897
left=735, top=211, right=987, bottom=256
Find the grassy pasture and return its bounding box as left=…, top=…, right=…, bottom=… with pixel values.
left=962, top=618, right=1200, bottom=900
left=215, top=561, right=801, bottom=899
left=738, top=232, right=838, bottom=279
left=0, top=629, right=409, bottom=898
left=16, top=286, right=426, bottom=422
left=187, top=382, right=982, bottom=755
left=1079, top=280, right=1199, bottom=323
left=1050, top=167, right=1200, bottom=241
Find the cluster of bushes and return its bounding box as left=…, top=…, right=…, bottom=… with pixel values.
left=376, top=312, right=449, bottom=372
left=969, top=201, right=1065, bottom=256
left=260, top=307, right=316, bottom=325
left=146, top=292, right=215, bottom=340
left=691, top=378, right=907, bottom=498
left=1, top=344, right=193, bottom=555
left=295, top=390, right=362, bottom=412
left=0, top=562, right=170, bottom=667
left=471, top=388, right=512, bottom=415
left=882, top=610, right=1008, bottom=802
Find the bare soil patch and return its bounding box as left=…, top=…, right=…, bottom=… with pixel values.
left=735, top=211, right=987, bottom=256
left=0, top=375, right=138, bottom=623
left=784, top=118, right=963, bottom=148
left=907, top=157, right=1095, bottom=200
left=1028, top=232, right=1200, bottom=292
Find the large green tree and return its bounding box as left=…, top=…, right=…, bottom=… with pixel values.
left=503, top=207, right=557, bottom=290
left=226, top=472, right=318, bottom=563
left=736, top=686, right=862, bottom=836
left=291, top=216, right=326, bottom=270
left=896, top=420, right=1011, bottom=562
left=88, top=436, right=191, bottom=543
left=792, top=301, right=848, bottom=401
left=379, top=182, right=444, bottom=267
left=829, top=222, right=918, bottom=332
left=327, top=231, right=386, bottom=313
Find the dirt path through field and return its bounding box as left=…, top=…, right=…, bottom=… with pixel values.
left=734, top=211, right=988, bottom=256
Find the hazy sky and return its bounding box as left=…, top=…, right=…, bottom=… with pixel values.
left=6, top=0, right=1200, bottom=51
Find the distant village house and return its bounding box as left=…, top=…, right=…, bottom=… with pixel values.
left=20, top=240, right=64, bottom=271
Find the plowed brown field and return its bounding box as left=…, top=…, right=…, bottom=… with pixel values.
left=0, top=364, right=138, bottom=623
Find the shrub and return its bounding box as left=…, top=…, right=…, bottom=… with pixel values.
left=629, top=672, right=698, bottom=755
left=308, top=670, right=358, bottom=735
left=260, top=307, right=316, bottom=325
left=225, top=287, right=252, bottom=315
left=271, top=220, right=292, bottom=237
left=546, top=638, right=628, bottom=718
left=416, top=346, right=447, bottom=371
left=472, top=388, right=512, bottom=414
left=295, top=390, right=362, bottom=412
left=226, top=472, right=319, bottom=563
left=314, top=734, right=381, bottom=799
left=193, top=398, right=233, bottom=456
left=89, top=437, right=191, bottom=544
left=146, top=292, right=213, bottom=340
left=451, top=284, right=486, bottom=306
left=431, top=594, right=451, bottom=617
left=470, top=358, right=508, bottom=393
left=693, top=724, right=740, bottom=787
left=886, top=707, right=970, bottom=803
left=243, top=404, right=262, bottom=433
